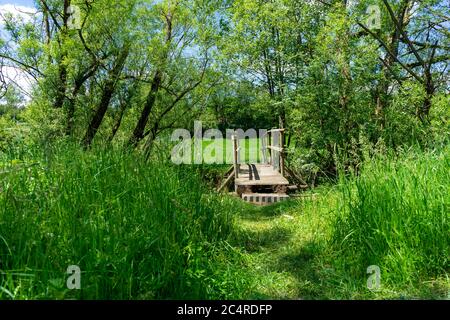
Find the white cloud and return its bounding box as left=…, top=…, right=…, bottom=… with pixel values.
left=0, top=4, right=38, bottom=101
left=0, top=4, right=37, bottom=26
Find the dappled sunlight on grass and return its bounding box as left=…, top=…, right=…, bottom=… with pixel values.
left=232, top=190, right=338, bottom=299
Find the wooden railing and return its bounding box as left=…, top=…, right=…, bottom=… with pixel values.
left=262, top=129, right=285, bottom=177
left=231, top=134, right=240, bottom=179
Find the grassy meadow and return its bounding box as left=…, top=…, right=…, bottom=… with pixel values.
left=200, top=138, right=263, bottom=164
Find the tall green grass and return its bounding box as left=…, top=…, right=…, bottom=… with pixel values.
left=1, top=141, right=447, bottom=299
left=0, top=143, right=250, bottom=299
left=331, top=146, right=449, bottom=294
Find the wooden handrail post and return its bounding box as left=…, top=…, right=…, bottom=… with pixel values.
left=232, top=134, right=239, bottom=179
left=280, top=129, right=285, bottom=177
left=268, top=132, right=272, bottom=166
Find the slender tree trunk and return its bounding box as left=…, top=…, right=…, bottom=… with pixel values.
left=376, top=0, right=409, bottom=123
left=108, top=83, right=138, bottom=143
left=83, top=46, right=130, bottom=147
left=262, top=49, right=275, bottom=97
left=43, top=5, right=51, bottom=46
left=422, top=68, right=435, bottom=119
left=54, top=0, right=71, bottom=109
left=109, top=103, right=127, bottom=143
left=128, top=6, right=173, bottom=148
left=144, top=125, right=159, bottom=160
left=128, top=71, right=163, bottom=147
left=66, top=63, right=100, bottom=135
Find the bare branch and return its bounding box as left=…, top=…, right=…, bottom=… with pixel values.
left=382, top=0, right=426, bottom=68
left=0, top=53, right=43, bottom=79
left=357, top=22, right=423, bottom=83
left=39, top=0, right=61, bottom=30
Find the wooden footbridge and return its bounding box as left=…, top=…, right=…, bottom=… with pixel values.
left=219, top=129, right=296, bottom=205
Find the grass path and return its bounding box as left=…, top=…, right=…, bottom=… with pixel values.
left=234, top=189, right=340, bottom=300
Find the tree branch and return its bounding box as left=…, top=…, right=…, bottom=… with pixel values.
left=0, top=53, right=44, bottom=78
left=357, top=22, right=423, bottom=83
left=382, top=0, right=426, bottom=68
left=39, top=0, right=61, bottom=30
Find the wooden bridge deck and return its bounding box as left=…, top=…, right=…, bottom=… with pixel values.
left=235, top=164, right=289, bottom=186
left=224, top=129, right=294, bottom=205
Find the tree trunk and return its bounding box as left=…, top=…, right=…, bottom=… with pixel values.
left=66, top=63, right=100, bottom=136
left=421, top=69, right=435, bottom=119
left=108, top=83, right=138, bottom=143
left=376, top=0, right=409, bottom=122
left=128, top=70, right=163, bottom=147
left=128, top=6, right=173, bottom=148
left=83, top=46, right=130, bottom=147
left=54, top=0, right=71, bottom=109
left=109, top=103, right=127, bottom=143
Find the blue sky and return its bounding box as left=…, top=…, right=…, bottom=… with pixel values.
left=0, top=0, right=34, bottom=6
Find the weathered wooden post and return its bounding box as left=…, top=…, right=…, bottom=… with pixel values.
left=268, top=132, right=272, bottom=167
left=261, top=132, right=268, bottom=164
left=280, top=129, right=285, bottom=177
left=232, top=134, right=239, bottom=179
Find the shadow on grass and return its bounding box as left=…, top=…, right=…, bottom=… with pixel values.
left=235, top=226, right=293, bottom=253
left=235, top=198, right=336, bottom=299
left=239, top=199, right=301, bottom=221
left=274, top=241, right=329, bottom=299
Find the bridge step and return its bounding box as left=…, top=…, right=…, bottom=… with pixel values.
left=242, top=193, right=289, bottom=205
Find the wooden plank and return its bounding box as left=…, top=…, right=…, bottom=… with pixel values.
left=267, top=129, right=285, bottom=133
left=217, top=168, right=235, bottom=192
left=266, top=146, right=283, bottom=152
left=235, top=177, right=289, bottom=186
left=235, top=164, right=289, bottom=186
left=242, top=193, right=290, bottom=205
